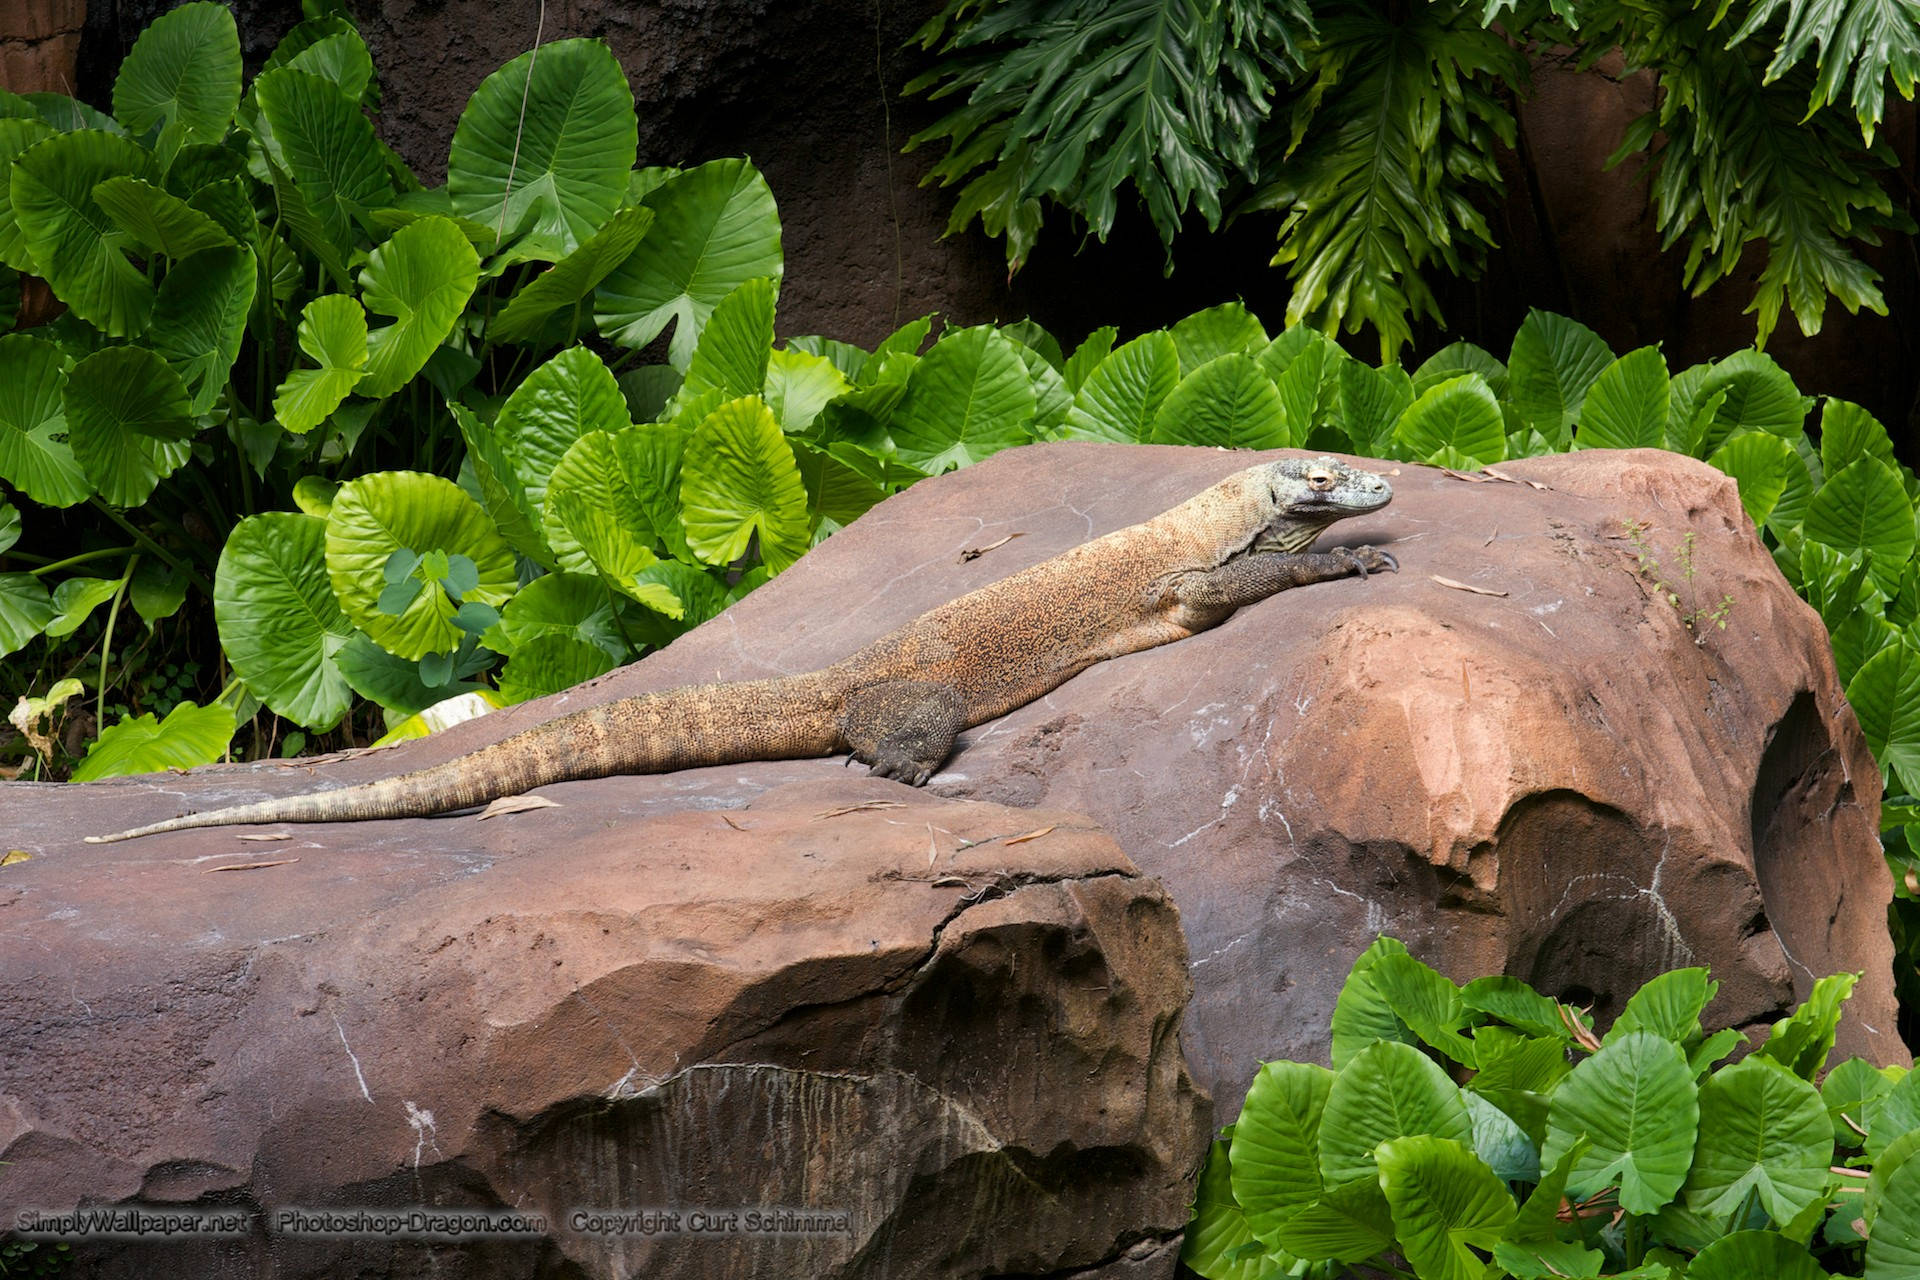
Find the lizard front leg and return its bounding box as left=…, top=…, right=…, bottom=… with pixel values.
left=840, top=680, right=967, bottom=786
left=1156, top=545, right=1399, bottom=628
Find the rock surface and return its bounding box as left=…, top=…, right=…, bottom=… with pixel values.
left=0, top=778, right=1204, bottom=1278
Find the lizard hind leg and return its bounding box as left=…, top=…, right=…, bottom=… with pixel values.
left=840, top=680, right=966, bottom=787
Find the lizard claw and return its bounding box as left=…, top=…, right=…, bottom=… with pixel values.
left=1342, top=545, right=1398, bottom=578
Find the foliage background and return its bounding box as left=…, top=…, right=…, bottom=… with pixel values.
left=44, top=0, right=1920, bottom=432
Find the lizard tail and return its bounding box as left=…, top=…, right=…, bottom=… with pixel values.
left=86, top=675, right=847, bottom=843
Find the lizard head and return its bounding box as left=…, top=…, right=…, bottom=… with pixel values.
left=1246, top=456, right=1393, bottom=554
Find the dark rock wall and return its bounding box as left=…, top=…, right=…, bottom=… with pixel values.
left=63, top=0, right=1920, bottom=427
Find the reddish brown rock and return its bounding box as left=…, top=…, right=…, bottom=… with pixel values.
left=0, top=778, right=1204, bottom=1278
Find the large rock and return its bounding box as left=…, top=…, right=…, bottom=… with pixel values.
left=0, top=778, right=1204, bottom=1278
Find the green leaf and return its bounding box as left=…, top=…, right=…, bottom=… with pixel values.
left=0, top=333, right=88, bottom=507
left=128, top=559, right=186, bottom=628
left=1461, top=975, right=1580, bottom=1040
left=1063, top=326, right=1117, bottom=393
left=482, top=571, right=622, bottom=661
left=1319, top=1040, right=1473, bottom=1189
left=1864, top=1156, right=1920, bottom=1278
left=0, top=117, right=55, bottom=274
left=70, top=700, right=235, bottom=781
left=357, top=216, right=480, bottom=398
left=0, top=573, right=54, bottom=657
left=1370, top=951, right=1478, bottom=1066
left=1807, top=458, right=1914, bottom=596
left=1338, top=360, right=1414, bottom=455
left=594, top=158, right=783, bottom=368
left=1183, top=1138, right=1286, bottom=1280
left=1824, top=1057, right=1893, bottom=1147
left=1064, top=332, right=1180, bottom=443
left=1683, top=1058, right=1832, bottom=1224
left=1506, top=310, right=1614, bottom=446
left=43, top=576, right=121, bottom=638
left=63, top=346, right=194, bottom=507
left=1331, top=936, right=1417, bottom=1069
left=274, top=293, right=367, bottom=431
left=1728, top=0, right=1920, bottom=145
left=1171, top=302, right=1268, bottom=374
left=1575, top=346, right=1670, bottom=451
left=0, top=498, right=17, bottom=557
left=1541, top=1030, right=1699, bottom=1214
left=1757, top=973, right=1858, bottom=1080
left=1849, top=637, right=1920, bottom=789
left=1468, top=1033, right=1573, bottom=1145
left=1867, top=1130, right=1920, bottom=1230
left=1676, top=351, right=1813, bottom=457
left=1375, top=1136, right=1516, bottom=1280
left=1393, top=374, right=1506, bottom=469
left=215, top=512, right=354, bottom=731
left=1690, top=1232, right=1829, bottom=1280
left=334, top=631, right=486, bottom=717
left=890, top=326, right=1035, bottom=473
left=90, top=177, right=234, bottom=260
left=1273, top=1178, right=1396, bottom=1264
left=680, top=396, right=810, bottom=572
left=1866, top=1066, right=1920, bottom=1161
left=764, top=348, right=850, bottom=435
left=147, top=243, right=256, bottom=415
left=680, top=275, right=776, bottom=404
left=497, top=633, right=617, bottom=703
left=267, top=20, right=377, bottom=106
left=1268, top=328, right=1347, bottom=442
left=1465, top=1088, right=1539, bottom=1183
left=112, top=2, right=241, bottom=144
left=1494, top=1239, right=1605, bottom=1279
left=252, top=67, right=394, bottom=262
left=447, top=38, right=637, bottom=257
left=543, top=429, right=667, bottom=606
left=496, top=344, right=630, bottom=519
left=325, top=471, right=517, bottom=660
left=9, top=129, right=158, bottom=336
left=1608, top=967, right=1717, bottom=1045
left=1151, top=354, right=1291, bottom=450
left=1414, top=344, right=1509, bottom=399
left=1820, top=398, right=1897, bottom=477
left=1708, top=431, right=1798, bottom=528
left=1230, top=1061, right=1333, bottom=1254
left=489, top=204, right=653, bottom=345
left=791, top=441, right=887, bottom=538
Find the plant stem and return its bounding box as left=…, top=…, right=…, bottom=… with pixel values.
left=28, top=547, right=137, bottom=576
left=86, top=500, right=214, bottom=597
left=96, top=557, right=136, bottom=730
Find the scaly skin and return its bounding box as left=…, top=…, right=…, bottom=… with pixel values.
left=86, top=456, right=1395, bottom=842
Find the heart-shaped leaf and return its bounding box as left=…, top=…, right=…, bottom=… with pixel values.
left=70, top=700, right=235, bottom=781
left=356, top=216, right=480, bottom=398
left=63, top=346, right=194, bottom=507
left=274, top=293, right=367, bottom=431
left=216, top=512, right=354, bottom=730
left=0, top=333, right=88, bottom=507
left=111, top=1, right=241, bottom=145
left=9, top=129, right=158, bottom=335
left=680, top=395, right=810, bottom=571
left=146, top=242, right=256, bottom=414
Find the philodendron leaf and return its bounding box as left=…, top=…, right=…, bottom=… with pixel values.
left=111, top=1, right=241, bottom=145
left=1063, top=331, right=1180, bottom=442
left=890, top=325, right=1035, bottom=473
left=594, top=157, right=783, bottom=368
left=482, top=571, right=623, bottom=661
left=1273, top=1178, right=1396, bottom=1264
left=1606, top=966, right=1716, bottom=1045
left=70, top=700, right=235, bottom=781
left=0, top=117, right=55, bottom=274
left=1867, top=1070, right=1920, bottom=1162
left=63, top=346, right=194, bottom=508
left=450, top=401, right=553, bottom=567
left=1150, top=354, right=1291, bottom=451
left=274, top=293, right=367, bottom=431
left=1505, top=309, right=1614, bottom=447
left=1461, top=975, right=1583, bottom=1041
left=1339, top=361, right=1415, bottom=456
left=1576, top=346, right=1670, bottom=450
left=1757, top=972, right=1858, bottom=1081
left=490, top=204, right=653, bottom=345
left=1820, top=398, right=1897, bottom=477
left=1672, top=350, right=1811, bottom=457
left=679, top=275, right=776, bottom=404
left=1825, top=1057, right=1895, bottom=1148
left=90, top=177, right=234, bottom=260
left=1541, top=1030, right=1699, bottom=1214
left=447, top=38, right=637, bottom=257
left=497, top=634, right=617, bottom=704
left=1682, top=1058, right=1833, bottom=1224
left=356, top=216, right=480, bottom=398
left=1689, top=1231, right=1828, bottom=1280
left=1330, top=936, right=1418, bottom=1069
left=1230, top=1061, right=1333, bottom=1255
left=764, top=348, right=850, bottom=434
left=9, top=129, right=158, bottom=336
left=1182, top=1138, right=1283, bottom=1280
left=1393, top=375, right=1506, bottom=469
left=1708, top=431, right=1798, bottom=528
left=1375, top=1136, right=1516, bottom=1280
left=0, top=333, right=88, bottom=507
left=252, top=67, right=394, bottom=261
left=1170, top=301, right=1267, bottom=374
left=1318, top=1040, right=1474, bottom=1190
left=1413, top=343, right=1507, bottom=397
left=681, top=395, right=811, bottom=572
left=1370, top=951, right=1478, bottom=1067
left=0, top=573, right=55, bottom=657
left=147, top=242, right=256, bottom=415
left=1849, top=637, right=1920, bottom=791
left=325, top=471, right=517, bottom=660
left=1807, top=458, right=1914, bottom=597
left=215, top=512, right=354, bottom=732
left=42, top=576, right=121, bottom=639
left=544, top=429, right=670, bottom=609
left=1864, top=1157, right=1920, bottom=1277
left=495, top=344, right=630, bottom=518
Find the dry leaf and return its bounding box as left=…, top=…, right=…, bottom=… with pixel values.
left=1440, top=468, right=1494, bottom=483
left=1001, top=825, right=1057, bottom=846
left=932, top=875, right=969, bottom=887
left=476, top=795, right=560, bottom=820
left=720, top=814, right=747, bottom=831
left=205, top=858, right=300, bottom=873
left=1429, top=574, right=1509, bottom=597
left=959, top=532, right=1023, bottom=562
left=2, top=850, right=31, bottom=867
left=812, top=799, right=905, bottom=820
left=1481, top=466, right=1549, bottom=490
left=234, top=832, right=292, bottom=842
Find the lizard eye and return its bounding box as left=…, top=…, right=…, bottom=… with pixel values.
left=1308, top=470, right=1333, bottom=491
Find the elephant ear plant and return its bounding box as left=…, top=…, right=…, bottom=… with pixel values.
left=1187, top=938, right=1920, bottom=1280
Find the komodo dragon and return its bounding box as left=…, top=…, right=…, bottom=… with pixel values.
left=87, top=455, right=1395, bottom=843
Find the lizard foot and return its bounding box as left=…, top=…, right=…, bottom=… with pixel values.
left=1338, top=545, right=1398, bottom=577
